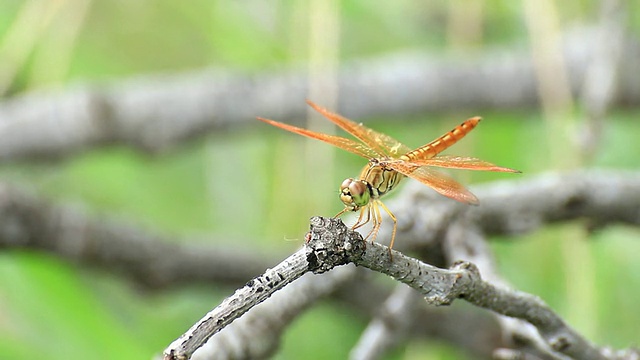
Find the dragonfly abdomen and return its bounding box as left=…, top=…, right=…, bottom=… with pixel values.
left=401, top=117, right=481, bottom=161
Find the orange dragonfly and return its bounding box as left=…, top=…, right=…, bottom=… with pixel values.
left=258, top=100, right=519, bottom=251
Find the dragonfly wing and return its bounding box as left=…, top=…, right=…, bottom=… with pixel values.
left=257, top=117, right=379, bottom=159
left=306, top=100, right=412, bottom=157
left=390, top=163, right=479, bottom=204
left=404, top=155, right=521, bottom=173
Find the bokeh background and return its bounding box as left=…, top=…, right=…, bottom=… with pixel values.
left=0, top=1, right=638, bottom=359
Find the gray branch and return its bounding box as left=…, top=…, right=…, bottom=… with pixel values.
left=0, top=27, right=639, bottom=162
left=164, top=249, right=310, bottom=360
left=0, top=172, right=638, bottom=358
left=1, top=170, right=638, bottom=289
left=350, top=283, right=423, bottom=360
left=0, top=182, right=276, bottom=288
left=444, top=220, right=567, bottom=360
left=383, top=170, right=640, bottom=252
left=192, top=267, right=356, bottom=360
left=164, top=216, right=637, bottom=360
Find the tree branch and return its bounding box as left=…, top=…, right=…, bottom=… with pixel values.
left=350, top=283, right=423, bottom=360
left=0, top=183, right=276, bottom=288
left=192, top=267, right=356, bottom=360
left=384, top=170, right=640, bottom=252
left=164, top=216, right=637, bottom=360
left=0, top=28, right=638, bottom=162
left=1, top=170, right=638, bottom=290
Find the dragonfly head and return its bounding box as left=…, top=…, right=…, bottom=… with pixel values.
left=339, top=178, right=371, bottom=211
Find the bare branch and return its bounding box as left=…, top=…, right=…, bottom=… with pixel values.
left=350, top=284, right=422, bottom=360
left=163, top=218, right=364, bottom=360
left=0, top=183, right=276, bottom=288
left=0, top=29, right=639, bottom=162
left=1, top=170, right=638, bottom=291
left=192, top=267, right=356, bottom=360
left=315, top=218, right=608, bottom=360
left=333, top=273, right=505, bottom=359
left=165, top=216, right=636, bottom=360
left=444, top=221, right=566, bottom=360
left=1, top=171, right=638, bottom=358
left=164, top=249, right=311, bottom=360
left=386, top=170, right=640, bottom=251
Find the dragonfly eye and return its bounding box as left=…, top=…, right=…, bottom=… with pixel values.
left=339, top=178, right=370, bottom=209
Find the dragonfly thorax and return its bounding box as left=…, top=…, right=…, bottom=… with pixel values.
left=339, top=178, right=371, bottom=211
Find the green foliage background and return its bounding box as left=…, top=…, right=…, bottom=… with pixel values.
left=0, top=1, right=638, bottom=359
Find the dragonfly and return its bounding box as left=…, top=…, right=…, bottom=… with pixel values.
left=257, top=100, right=519, bottom=251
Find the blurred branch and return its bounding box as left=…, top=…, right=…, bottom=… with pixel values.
left=0, top=184, right=504, bottom=358
left=386, top=170, right=640, bottom=251
left=350, top=283, right=422, bottom=360
left=0, top=28, right=639, bottom=162
left=0, top=170, right=638, bottom=288
left=335, top=272, right=505, bottom=360
left=444, top=220, right=566, bottom=360
left=0, top=182, right=276, bottom=288
left=1, top=171, right=639, bottom=358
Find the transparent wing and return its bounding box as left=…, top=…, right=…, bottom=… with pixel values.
left=306, top=100, right=412, bottom=157
left=400, top=155, right=521, bottom=173
left=390, top=163, right=479, bottom=204
left=257, top=117, right=378, bottom=159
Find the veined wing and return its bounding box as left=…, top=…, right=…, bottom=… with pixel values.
left=390, top=162, right=479, bottom=204
left=399, top=155, right=521, bottom=173
left=306, top=100, right=412, bottom=158
left=402, top=117, right=481, bottom=161
left=257, top=117, right=379, bottom=159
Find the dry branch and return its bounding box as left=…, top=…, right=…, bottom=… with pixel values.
left=384, top=170, right=640, bottom=252
left=350, top=284, right=423, bottom=360
left=0, top=182, right=276, bottom=288
left=0, top=170, right=638, bottom=288
left=0, top=171, right=638, bottom=358
left=191, top=267, right=356, bottom=360
left=0, top=28, right=638, bottom=162
left=164, top=216, right=630, bottom=360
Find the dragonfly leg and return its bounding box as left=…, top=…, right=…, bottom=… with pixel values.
left=367, top=202, right=382, bottom=244
left=334, top=207, right=350, bottom=218
left=352, top=206, right=370, bottom=230
left=360, top=206, right=378, bottom=241
left=378, top=200, right=397, bottom=251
